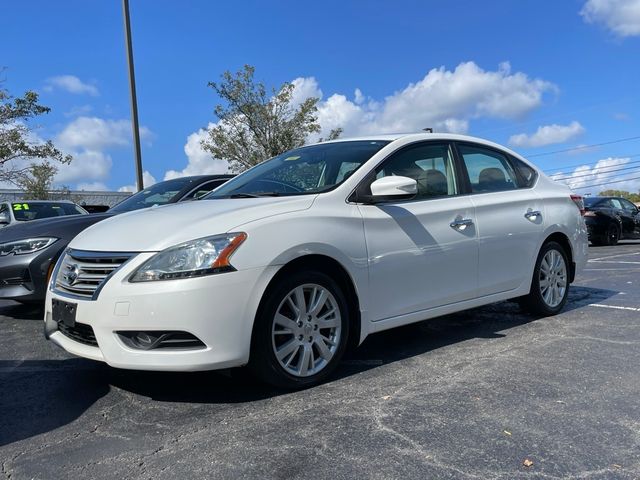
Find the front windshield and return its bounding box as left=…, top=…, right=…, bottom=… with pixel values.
left=110, top=177, right=195, bottom=213
left=207, top=140, right=390, bottom=198
left=11, top=202, right=87, bottom=221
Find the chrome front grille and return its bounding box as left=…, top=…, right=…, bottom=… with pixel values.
left=54, top=249, right=135, bottom=300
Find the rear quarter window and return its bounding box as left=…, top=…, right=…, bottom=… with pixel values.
left=511, top=157, right=538, bottom=188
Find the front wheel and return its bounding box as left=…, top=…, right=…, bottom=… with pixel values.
left=519, top=241, right=570, bottom=316
left=249, top=271, right=350, bottom=389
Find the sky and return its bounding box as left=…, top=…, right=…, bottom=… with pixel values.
left=1, top=0, right=639, bottom=194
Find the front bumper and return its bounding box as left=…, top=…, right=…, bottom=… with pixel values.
left=0, top=246, right=61, bottom=302
left=44, top=252, right=277, bottom=371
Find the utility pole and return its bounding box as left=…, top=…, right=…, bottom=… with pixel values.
left=122, top=0, right=144, bottom=191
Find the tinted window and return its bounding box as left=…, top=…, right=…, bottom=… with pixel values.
left=11, top=202, right=87, bottom=221
left=610, top=199, right=624, bottom=210
left=620, top=199, right=638, bottom=213
left=374, top=143, right=457, bottom=199
left=458, top=144, right=518, bottom=193
left=110, top=177, right=196, bottom=213
left=183, top=179, right=228, bottom=200
left=209, top=141, right=389, bottom=198
left=511, top=157, right=538, bottom=188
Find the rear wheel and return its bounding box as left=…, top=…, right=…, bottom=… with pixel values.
left=249, top=271, right=349, bottom=389
left=519, top=241, right=570, bottom=316
left=604, top=223, right=620, bottom=246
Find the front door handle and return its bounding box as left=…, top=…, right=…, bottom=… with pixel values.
left=524, top=210, right=542, bottom=221
left=450, top=218, right=474, bottom=231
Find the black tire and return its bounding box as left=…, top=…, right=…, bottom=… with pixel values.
left=604, top=223, right=620, bottom=246
left=249, top=270, right=350, bottom=389
left=519, top=241, right=570, bottom=316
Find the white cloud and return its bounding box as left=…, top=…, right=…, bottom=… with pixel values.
left=118, top=171, right=157, bottom=193
left=581, top=0, right=640, bottom=36
left=163, top=124, right=229, bottom=180
left=508, top=121, right=585, bottom=148
left=44, top=75, right=99, bottom=96
left=57, top=116, right=153, bottom=151
left=76, top=181, right=108, bottom=191
left=551, top=157, right=640, bottom=194
left=168, top=62, right=555, bottom=178
left=54, top=150, right=112, bottom=185
left=289, top=77, right=323, bottom=108
left=306, top=61, right=556, bottom=139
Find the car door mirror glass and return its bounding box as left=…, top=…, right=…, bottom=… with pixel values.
left=369, top=176, right=417, bottom=201
left=0, top=211, right=9, bottom=225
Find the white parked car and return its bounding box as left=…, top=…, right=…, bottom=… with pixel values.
left=45, top=133, right=588, bottom=388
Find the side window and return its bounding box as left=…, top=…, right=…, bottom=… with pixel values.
left=621, top=199, right=638, bottom=213
left=183, top=180, right=227, bottom=200
left=374, top=143, right=457, bottom=199
left=511, top=157, right=538, bottom=188
left=336, top=161, right=361, bottom=183
left=458, top=144, right=518, bottom=193
left=610, top=199, right=624, bottom=210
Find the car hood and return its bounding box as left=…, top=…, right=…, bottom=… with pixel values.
left=0, top=213, right=114, bottom=243
left=70, top=196, right=316, bottom=252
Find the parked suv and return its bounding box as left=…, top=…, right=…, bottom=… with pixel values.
left=44, top=133, right=588, bottom=388
left=584, top=196, right=640, bottom=246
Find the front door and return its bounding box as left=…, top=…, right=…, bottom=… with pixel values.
left=357, top=141, right=479, bottom=322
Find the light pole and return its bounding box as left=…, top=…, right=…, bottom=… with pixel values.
left=122, top=0, right=144, bottom=191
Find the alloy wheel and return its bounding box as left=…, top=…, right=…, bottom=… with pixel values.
left=271, top=283, right=342, bottom=377
left=539, top=249, right=567, bottom=308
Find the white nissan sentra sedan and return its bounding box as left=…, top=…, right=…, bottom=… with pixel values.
left=44, top=133, right=588, bottom=388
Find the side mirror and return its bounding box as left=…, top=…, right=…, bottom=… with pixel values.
left=369, top=176, right=417, bottom=202
left=0, top=211, right=9, bottom=225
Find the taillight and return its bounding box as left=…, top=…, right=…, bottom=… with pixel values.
left=570, top=194, right=585, bottom=216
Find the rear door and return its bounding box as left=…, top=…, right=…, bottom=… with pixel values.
left=357, top=141, right=478, bottom=321
left=456, top=142, right=545, bottom=296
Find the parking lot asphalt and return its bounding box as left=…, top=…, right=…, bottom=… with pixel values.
left=1, top=242, right=640, bottom=480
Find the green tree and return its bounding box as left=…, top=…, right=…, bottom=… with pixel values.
left=15, top=161, right=57, bottom=199
left=0, top=76, right=71, bottom=186
left=598, top=189, right=640, bottom=203
left=201, top=65, right=328, bottom=173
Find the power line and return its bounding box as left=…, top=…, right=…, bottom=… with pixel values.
left=528, top=135, right=640, bottom=159
left=543, top=152, right=640, bottom=173
left=551, top=161, right=640, bottom=181
left=571, top=174, right=640, bottom=190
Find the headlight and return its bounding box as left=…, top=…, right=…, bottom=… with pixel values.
left=0, top=237, right=58, bottom=256
left=129, top=232, right=247, bottom=282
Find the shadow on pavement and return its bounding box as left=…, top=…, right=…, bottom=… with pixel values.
left=0, top=286, right=617, bottom=447
left=0, top=358, right=109, bottom=447
left=0, top=301, right=44, bottom=321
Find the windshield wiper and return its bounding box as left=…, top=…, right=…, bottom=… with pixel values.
left=227, top=192, right=281, bottom=198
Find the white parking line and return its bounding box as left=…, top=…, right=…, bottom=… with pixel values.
left=589, top=252, right=640, bottom=261
left=589, top=303, right=640, bottom=312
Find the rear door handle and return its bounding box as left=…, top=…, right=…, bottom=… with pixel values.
left=524, top=210, right=542, bottom=221
left=450, top=218, right=474, bottom=231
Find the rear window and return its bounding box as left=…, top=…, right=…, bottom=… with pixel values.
left=11, top=202, right=86, bottom=221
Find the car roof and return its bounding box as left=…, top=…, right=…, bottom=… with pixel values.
left=313, top=132, right=532, bottom=163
